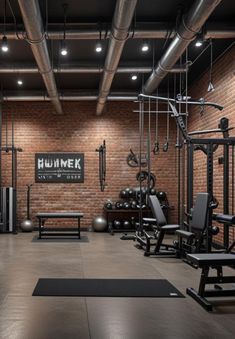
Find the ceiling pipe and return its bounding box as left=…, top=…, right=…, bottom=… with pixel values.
left=143, top=0, right=222, bottom=95
left=0, top=65, right=188, bottom=74
left=17, top=0, right=63, bottom=114
left=96, top=0, right=138, bottom=115
left=2, top=22, right=235, bottom=39
left=2, top=92, right=138, bottom=102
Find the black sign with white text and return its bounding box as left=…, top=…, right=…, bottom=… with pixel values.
left=35, top=153, right=84, bottom=183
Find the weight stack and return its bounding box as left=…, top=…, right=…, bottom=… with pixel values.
left=0, top=187, right=17, bottom=233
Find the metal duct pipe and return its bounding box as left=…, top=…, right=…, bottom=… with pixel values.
left=143, top=0, right=222, bottom=94
left=17, top=0, right=63, bottom=114
left=0, top=65, right=187, bottom=74
left=96, top=0, right=138, bottom=115
left=3, top=22, right=235, bottom=40
left=2, top=93, right=138, bottom=102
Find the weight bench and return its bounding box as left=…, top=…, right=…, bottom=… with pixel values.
left=37, top=212, right=83, bottom=239
left=186, top=253, right=235, bottom=311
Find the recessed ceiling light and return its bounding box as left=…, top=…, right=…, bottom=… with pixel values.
left=141, top=42, right=149, bottom=52
left=131, top=75, right=138, bottom=81
left=195, top=40, right=203, bottom=47
left=1, top=36, right=8, bottom=52
left=60, top=40, right=68, bottom=56
left=17, top=79, right=23, bottom=86
left=95, top=42, right=102, bottom=53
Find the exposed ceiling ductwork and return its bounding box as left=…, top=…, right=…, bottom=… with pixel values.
left=17, top=0, right=63, bottom=114
left=0, top=64, right=188, bottom=74
left=96, top=0, right=138, bottom=116
left=2, top=92, right=138, bottom=102
left=143, top=0, right=222, bottom=95
left=3, top=22, right=235, bottom=40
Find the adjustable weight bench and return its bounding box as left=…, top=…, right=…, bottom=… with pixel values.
left=186, top=253, right=235, bottom=311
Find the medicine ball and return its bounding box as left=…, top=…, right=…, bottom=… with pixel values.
left=123, top=220, right=130, bottom=228
left=157, top=191, right=166, bottom=200
left=92, top=216, right=107, bottom=232
left=113, top=220, right=121, bottom=229
left=125, top=187, right=134, bottom=199
left=150, top=188, right=156, bottom=195
left=115, top=201, right=123, bottom=209
left=104, top=200, right=113, bottom=209
left=123, top=201, right=130, bottom=209
left=120, top=189, right=128, bottom=199
left=131, top=200, right=137, bottom=209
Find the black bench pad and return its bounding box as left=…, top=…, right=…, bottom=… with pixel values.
left=187, top=253, right=235, bottom=267
left=36, top=213, right=84, bottom=218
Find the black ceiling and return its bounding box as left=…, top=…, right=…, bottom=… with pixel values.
left=0, top=0, right=234, bottom=96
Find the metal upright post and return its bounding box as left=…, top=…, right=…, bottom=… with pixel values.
left=223, top=143, right=229, bottom=248
left=206, top=143, right=213, bottom=252
left=187, top=142, right=194, bottom=215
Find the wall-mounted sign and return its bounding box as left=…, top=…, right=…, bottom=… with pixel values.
left=35, top=153, right=84, bottom=183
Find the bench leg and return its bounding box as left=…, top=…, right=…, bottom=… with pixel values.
left=187, top=287, right=213, bottom=311
left=38, top=218, right=41, bottom=239
left=78, top=217, right=80, bottom=239
left=187, top=266, right=213, bottom=311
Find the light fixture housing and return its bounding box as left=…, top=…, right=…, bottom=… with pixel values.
left=95, top=42, right=102, bottom=53
left=207, top=81, right=215, bottom=92
left=131, top=75, right=138, bottom=81
left=141, top=42, right=149, bottom=52
left=60, top=40, right=68, bottom=56
left=1, top=36, right=8, bottom=52
left=17, top=79, right=23, bottom=86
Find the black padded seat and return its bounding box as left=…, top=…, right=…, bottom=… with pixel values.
left=187, top=253, right=235, bottom=267
left=175, top=230, right=194, bottom=238
left=162, top=225, right=180, bottom=230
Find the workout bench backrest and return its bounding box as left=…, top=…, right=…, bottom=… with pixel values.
left=191, top=193, right=209, bottom=232
left=149, top=195, right=166, bottom=227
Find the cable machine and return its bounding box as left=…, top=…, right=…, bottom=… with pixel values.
left=138, top=92, right=235, bottom=251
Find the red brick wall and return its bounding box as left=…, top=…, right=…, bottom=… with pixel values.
left=188, top=45, right=235, bottom=245
left=1, top=100, right=178, bottom=229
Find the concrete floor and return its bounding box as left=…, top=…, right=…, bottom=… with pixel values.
left=0, top=232, right=235, bottom=339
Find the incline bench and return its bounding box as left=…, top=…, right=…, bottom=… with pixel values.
left=186, top=253, right=235, bottom=311
left=36, top=213, right=84, bottom=239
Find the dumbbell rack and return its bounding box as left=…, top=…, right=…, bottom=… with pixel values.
left=104, top=207, right=152, bottom=235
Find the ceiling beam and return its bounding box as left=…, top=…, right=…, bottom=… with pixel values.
left=3, top=22, right=235, bottom=39
left=17, top=0, right=63, bottom=114
left=143, top=0, right=222, bottom=95
left=96, top=0, right=138, bottom=116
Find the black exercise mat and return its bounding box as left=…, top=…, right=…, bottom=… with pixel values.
left=31, top=235, right=89, bottom=243
left=33, top=278, right=184, bottom=297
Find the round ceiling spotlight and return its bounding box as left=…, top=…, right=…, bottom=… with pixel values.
left=95, top=42, right=102, bottom=53
left=131, top=75, right=138, bottom=81
left=60, top=40, right=68, bottom=56
left=1, top=36, right=8, bottom=52
left=141, top=42, right=149, bottom=52
left=17, top=79, right=23, bottom=86
left=195, top=40, right=203, bottom=47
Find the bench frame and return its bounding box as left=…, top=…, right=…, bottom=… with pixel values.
left=186, top=254, right=235, bottom=311
left=37, top=213, right=83, bottom=239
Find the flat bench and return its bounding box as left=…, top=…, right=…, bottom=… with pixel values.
left=186, top=253, right=235, bottom=311
left=36, top=213, right=83, bottom=239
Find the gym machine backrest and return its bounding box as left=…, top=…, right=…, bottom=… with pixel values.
left=149, top=195, right=167, bottom=227
left=176, top=193, right=210, bottom=254
left=190, top=193, right=210, bottom=235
